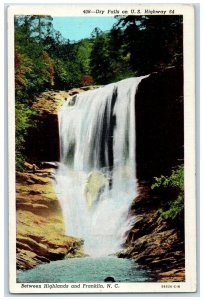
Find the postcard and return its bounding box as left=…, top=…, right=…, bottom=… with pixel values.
left=8, top=3, right=196, bottom=293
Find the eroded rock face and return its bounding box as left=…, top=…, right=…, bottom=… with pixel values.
left=119, top=181, right=185, bottom=282
left=16, top=163, right=84, bottom=270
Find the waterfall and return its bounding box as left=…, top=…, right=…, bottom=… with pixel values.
left=55, top=76, right=147, bottom=257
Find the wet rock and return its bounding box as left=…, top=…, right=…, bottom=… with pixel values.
left=84, top=170, right=109, bottom=208
left=119, top=180, right=185, bottom=282
left=158, top=268, right=185, bottom=282
left=104, top=277, right=116, bottom=282
left=16, top=168, right=84, bottom=270
left=68, top=89, right=81, bottom=96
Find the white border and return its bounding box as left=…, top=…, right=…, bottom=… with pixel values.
left=7, top=3, right=196, bottom=294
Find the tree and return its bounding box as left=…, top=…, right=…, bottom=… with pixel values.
left=15, top=47, right=33, bottom=99
left=90, top=27, right=135, bottom=84
left=108, top=27, right=135, bottom=81
left=41, top=51, right=55, bottom=87
left=90, top=28, right=113, bottom=84
left=115, top=15, right=183, bottom=75
left=76, top=39, right=93, bottom=75
left=28, top=15, right=53, bottom=42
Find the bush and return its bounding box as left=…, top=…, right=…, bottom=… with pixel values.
left=151, top=165, right=184, bottom=221
left=81, top=75, right=94, bottom=86
left=15, top=102, right=37, bottom=170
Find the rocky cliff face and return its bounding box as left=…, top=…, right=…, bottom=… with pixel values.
left=119, top=181, right=185, bottom=282
left=16, top=162, right=84, bottom=270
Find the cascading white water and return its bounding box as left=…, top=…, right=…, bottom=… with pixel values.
left=55, top=76, right=147, bottom=257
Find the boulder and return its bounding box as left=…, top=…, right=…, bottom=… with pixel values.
left=84, top=171, right=109, bottom=208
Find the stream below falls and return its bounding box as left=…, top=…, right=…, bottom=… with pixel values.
left=17, top=256, right=153, bottom=283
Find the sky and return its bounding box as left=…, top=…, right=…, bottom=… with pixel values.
left=52, top=16, right=117, bottom=41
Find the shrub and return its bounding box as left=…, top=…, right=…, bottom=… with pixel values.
left=15, top=102, right=37, bottom=170
left=81, top=75, right=94, bottom=86
left=151, top=165, right=184, bottom=221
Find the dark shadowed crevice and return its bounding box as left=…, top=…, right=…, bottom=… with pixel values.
left=135, top=67, right=184, bottom=180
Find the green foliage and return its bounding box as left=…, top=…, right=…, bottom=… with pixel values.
left=15, top=15, right=183, bottom=89
left=15, top=19, right=55, bottom=98
left=53, top=58, right=82, bottom=89
left=90, top=29, right=113, bottom=84
left=151, top=165, right=184, bottom=221
left=151, top=165, right=184, bottom=191
left=90, top=27, right=135, bottom=84
left=89, top=16, right=183, bottom=83
left=15, top=102, right=37, bottom=170
left=76, top=39, right=93, bottom=75
left=15, top=48, right=33, bottom=99
left=157, top=195, right=184, bottom=221
left=115, top=15, right=183, bottom=75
